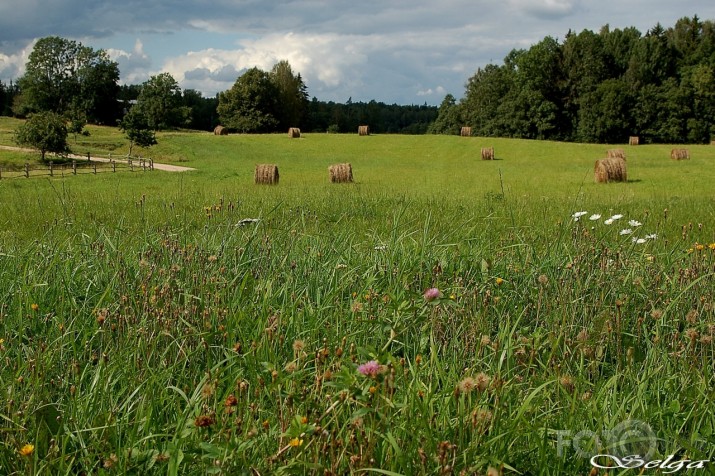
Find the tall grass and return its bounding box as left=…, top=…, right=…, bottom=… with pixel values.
left=0, top=120, right=714, bottom=474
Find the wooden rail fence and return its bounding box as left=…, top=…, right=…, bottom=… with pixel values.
left=0, top=154, right=154, bottom=180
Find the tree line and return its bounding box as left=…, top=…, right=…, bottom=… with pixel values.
left=0, top=37, right=436, bottom=138
left=432, top=15, right=715, bottom=144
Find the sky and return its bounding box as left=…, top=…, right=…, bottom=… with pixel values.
left=0, top=1, right=713, bottom=105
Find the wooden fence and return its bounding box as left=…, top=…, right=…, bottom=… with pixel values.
left=0, top=154, right=154, bottom=180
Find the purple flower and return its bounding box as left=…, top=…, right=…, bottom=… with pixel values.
left=358, top=360, right=380, bottom=377
left=423, top=288, right=441, bottom=302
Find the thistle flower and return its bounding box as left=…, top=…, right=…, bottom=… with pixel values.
left=358, top=360, right=380, bottom=377
left=423, top=287, right=441, bottom=302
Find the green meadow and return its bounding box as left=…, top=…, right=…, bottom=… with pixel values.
left=1, top=116, right=714, bottom=474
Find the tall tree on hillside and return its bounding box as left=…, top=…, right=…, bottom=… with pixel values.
left=218, top=67, right=280, bottom=133
left=462, top=63, right=513, bottom=136
left=17, top=36, right=120, bottom=123
left=270, top=60, right=309, bottom=129
left=134, top=73, right=190, bottom=130
left=428, top=94, right=462, bottom=134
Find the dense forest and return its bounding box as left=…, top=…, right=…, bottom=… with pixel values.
left=433, top=15, right=715, bottom=143
left=2, top=15, right=714, bottom=142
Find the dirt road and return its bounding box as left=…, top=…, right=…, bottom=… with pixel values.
left=0, top=145, right=196, bottom=172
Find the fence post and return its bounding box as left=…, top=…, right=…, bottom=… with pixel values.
left=87, top=152, right=90, bottom=162
left=112, top=160, right=116, bottom=172
left=0, top=168, right=2, bottom=180
left=25, top=163, right=30, bottom=178
left=49, top=161, right=53, bottom=177
left=150, top=158, right=154, bottom=170
left=72, top=160, right=77, bottom=175
left=93, top=163, right=97, bottom=174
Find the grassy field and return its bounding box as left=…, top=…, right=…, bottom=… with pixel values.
left=1, top=117, right=714, bottom=475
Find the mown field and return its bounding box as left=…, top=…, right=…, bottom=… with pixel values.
left=1, top=116, right=714, bottom=475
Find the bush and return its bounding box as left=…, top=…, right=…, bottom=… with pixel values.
left=14, top=111, right=69, bottom=160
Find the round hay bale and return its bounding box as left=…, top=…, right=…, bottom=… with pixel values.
left=328, top=163, right=353, bottom=183
left=358, top=125, right=370, bottom=136
left=214, top=125, right=228, bottom=136
left=255, top=164, right=279, bottom=184
left=594, top=158, right=627, bottom=183
left=670, top=148, right=690, bottom=160
left=481, top=147, right=494, bottom=161
left=460, top=126, right=472, bottom=137
left=629, top=136, right=639, bottom=146
left=288, top=127, right=301, bottom=138
left=607, top=149, right=626, bottom=160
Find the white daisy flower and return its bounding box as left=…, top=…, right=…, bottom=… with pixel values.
left=620, top=229, right=633, bottom=235
left=374, top=245, right=387, bottom=251
left=646, top=233, right=658, bottom=240
left=628, top=220, right=642, bottom=227
left=589, top=214, right=601, bottom=221
left=633, top=238, right=646, bottom=244
left=610, top=214, right=624, bottom=220
left=572, top=211, right=588, bottom=219
left=604, top=218, right=614, bottom=225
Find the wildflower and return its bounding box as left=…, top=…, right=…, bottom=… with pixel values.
left=225, top=394, right=238, bottom=407
left=374, top=245, right=387, bottom=251
left=537, top=274, right=549, bottom=286
left=695, top=243, right=705, bottom=251
left=495, top=277, right=504, bottom=286
left=628, top=219, right=642, bottom=227
left=604, top=218, right=614, bottom=225
left=194, top=414, right=215, bottom=428
left=358, top=360, right=380, bottom=377
left=610, top=214, right=623, bottom=220
left=449, top=294, right=456, bottom=300
left=474, top=372, right=491, bottom=392
left=423, top=287, right=441, bottom=302
left=292, top=339, right=306, bottom=353
left=30, top=303, right=39, bottom=312
left=300, top=416, right=308, bottom=424
left=19, top=444, right=34, bottom=456
left=709, top=243, right=715, bottom=250
left=589, top=214, right=601, bottom=221
left=572, top=211, right=587, bottom=221
left=619, top=229, right=633, bottom=235
left=632, top=237, right=646, bottom=244
left=646, top=233, right=658, bottom=240
left=457, top=377, right=477, bottom=395
left=289, top=437, right=304, bottom=447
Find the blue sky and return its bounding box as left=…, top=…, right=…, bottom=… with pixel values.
left=1, top=1, right=713, bottom=105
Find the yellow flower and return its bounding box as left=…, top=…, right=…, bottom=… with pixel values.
left=289, top=437, right=303, bottom=447
left=709, top=243, right=715, bottom=250
left=300, top=416, right=308, bottom=425
left=19, top=444, right=34, bottom=456
left=495, top=277, right=504, bottom=286
left=30, top=303, right=39, bottom=312
left=449, top=294, right=456, bottom=300
left=696, top=243, right=705, bottom=251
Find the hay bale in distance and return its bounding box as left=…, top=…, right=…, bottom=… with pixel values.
left=358, top=125, right=370, bottom=136
left=460, top=127, right=472, bottom=137
left=328, top=163, right=354, bottom=183
left=607, top=149, right=626, bottom=160
left=214, top=125, right=228, bottom=136
left=670, top=149, right=690, bottom=160
left=288, top=127, right=301, bottom=138
left=594, top=158, right=627, bottom=183
left=629, top=136, right=639, bottom=146
left=255, top=164, right=279, bottom=184
left=481, top=147, right=495, bottom=161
